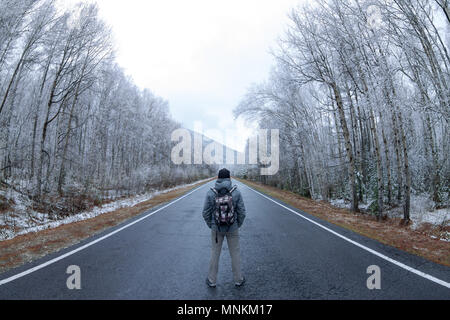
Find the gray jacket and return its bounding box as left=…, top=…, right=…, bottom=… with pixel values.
left=202, top=178, right=246, bottom=232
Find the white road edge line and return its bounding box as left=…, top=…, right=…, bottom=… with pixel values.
left=0, top=182, right=209, bottom=286
left=245, top=184, right=450, bottom=289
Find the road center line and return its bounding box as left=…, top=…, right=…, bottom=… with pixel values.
left=245, top=184, right=450, bottom=289
left=0, top=182, right=209, bottom=286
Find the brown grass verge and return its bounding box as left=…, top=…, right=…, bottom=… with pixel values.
left=0, top=179, right=213, bottom=274
left=236, top=178, right=450, bottom=267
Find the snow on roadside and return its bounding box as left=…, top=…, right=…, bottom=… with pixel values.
left=329, top=199, right=373, bottom=211
left=328, top=194, right=449, bottom=241
left=329, top=198, right=348, bottom=209
left=0, top=178, right=210, bottom=241
left=387, top=194, right=449, bottom=230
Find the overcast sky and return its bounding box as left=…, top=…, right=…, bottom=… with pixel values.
left=66, top=0, right=302, bottom=151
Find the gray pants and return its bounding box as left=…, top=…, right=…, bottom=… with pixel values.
left=208, top=229, right=243, bottom=283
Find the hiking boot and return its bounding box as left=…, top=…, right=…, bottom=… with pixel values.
left=235, top=277, right=246, bottom=287
left=206, top=278, right=216, bottom=288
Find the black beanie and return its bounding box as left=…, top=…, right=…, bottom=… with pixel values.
left=218, top=168, right=230, bottom=179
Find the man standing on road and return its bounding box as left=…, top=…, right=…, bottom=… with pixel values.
left=202, top=168, right=246, bottom=288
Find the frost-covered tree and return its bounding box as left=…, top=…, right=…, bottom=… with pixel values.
left=235, top=0, right=449, bottom=222
left=0, top=0, right=210, bottom=214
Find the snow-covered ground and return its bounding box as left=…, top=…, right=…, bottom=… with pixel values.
left=0, top=178, right=210, bottom=241
left=329, top=198, right=372, bottom=211
left=329, top=195, right=449, bottom=240
left=385, top=194, right=449, bottom=229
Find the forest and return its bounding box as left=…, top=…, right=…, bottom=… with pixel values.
left=235, top=0, right=449, bottom=222
left=0, top=0, right=211, bottom=218
left=0, top=0, right=448, bottom=301
left=0, top=0, right=448, bottom=229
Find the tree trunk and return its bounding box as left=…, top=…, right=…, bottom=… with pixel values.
left=425, top=113, right=441, bottom=204
left=30, top=50, right=53, bottom=180
left=369, top=108, right=384, bottom=218
left=379, top=111, right=392, bottom=206
left=397, top=111, right=411, bottom=222
left=332, top=83, right=358, bottom=212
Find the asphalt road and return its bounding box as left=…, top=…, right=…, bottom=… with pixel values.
left=0, top=179, right=449, bottom=299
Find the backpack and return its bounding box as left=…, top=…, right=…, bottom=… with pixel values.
left=211, top=185, right=238, bottom=228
